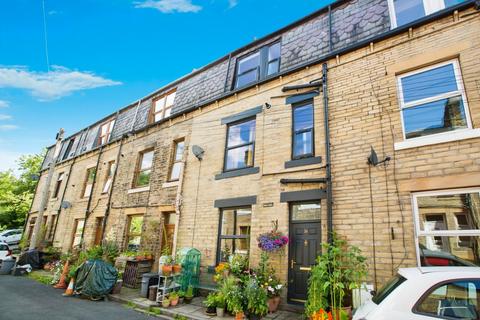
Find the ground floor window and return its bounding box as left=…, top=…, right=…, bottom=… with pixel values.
left=412, top=188, right=480, bottom=266
left=125, top=215, right=143, bottom=251
left=71, top=219, right=85, bottom=249
left=217, top=207, right=252, bottom=263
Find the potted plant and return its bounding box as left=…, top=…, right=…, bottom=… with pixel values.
left=172, top=255, right=182, bottom=274
left=305, top=234, right=368, bottom=320
left=254, top=253, right=283, bottom=313
left=184, top=285, right=194, bottom=304
left=162, top=297, right=171, bottom=308
left=245, top=278, right=268, bottom=320
left=215, top=292, right=226, bottom=317
left=177, top=290, right=185, bottom=304
left=170, top=291, right=179, bottom=306
left=162, top=256, right=173, bottom=276
left=204, top=292, right=217, bottom=316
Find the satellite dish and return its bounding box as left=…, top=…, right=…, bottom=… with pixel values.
left=368, top=146, right=379, bottom=166
left=61, top=201, right=72, bottom=209
left=192, top=145, right=205, bottom=161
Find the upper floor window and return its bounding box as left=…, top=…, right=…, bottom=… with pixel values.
left=292, top=102, right=314, bottom=159
left=133, top=149, right=154, bottom=188
left=224, top=118, right=256, bottom=171
left=235, top=42, right=281, bottom=89
left=397, top=60, right=470, bottom=141
left=98, top=119, right=115, bottom=145
left=102, top=161, right=115, bottom=194
left=62, top=138, right=75, bottom=160
left=169, top=140, right=185, bottom=182
left=388, top=0, right=466, bottom=28
left=52, top=172, right=64, bottom=198
left=152, top=90, right=176, bottom=123
left=82, top=167, right=96, bottom=198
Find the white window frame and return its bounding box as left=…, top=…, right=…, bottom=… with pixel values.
left=394, top=59, right=479, bottom=150
left=387, top=0, right=447, bottom=28
left=412, top=187, right=480, bottom=266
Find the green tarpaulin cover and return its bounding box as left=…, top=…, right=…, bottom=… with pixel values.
left=74, top=260, right=118, bottom=300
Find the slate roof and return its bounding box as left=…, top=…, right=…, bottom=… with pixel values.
left=41, top=0, right=472, bottom=170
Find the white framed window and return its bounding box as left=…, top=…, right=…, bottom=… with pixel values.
left=394, top=59, right=479, bottom=150
left=387, top=0, right=465, bottom=28
left=412, top=188, right=480, bottom=267
left=98, top=119, right=115, bottom=145
left=152, top=90, right=176, bottom=123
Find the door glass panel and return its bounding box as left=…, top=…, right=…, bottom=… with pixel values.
left=292, top=202, right=321, bottom=221
left=416, top=280, right=480, bottom=319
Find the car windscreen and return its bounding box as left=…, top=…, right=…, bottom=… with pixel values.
left=372, top=274, right=407, bottom=305
left=0, top=244, right=8, bottom=250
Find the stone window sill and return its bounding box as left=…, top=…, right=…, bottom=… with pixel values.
left=127, top=186, right=150, bottom=194
left=284, top=156, right=322, bottom=169
left=215, top=167, right=260, bottom=180
left=162, top=181, right=179, bottom=188
left=394, top=129, right=480, bottom=150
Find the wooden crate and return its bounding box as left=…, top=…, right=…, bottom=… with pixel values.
left=122, top=259, right=153, bottom=288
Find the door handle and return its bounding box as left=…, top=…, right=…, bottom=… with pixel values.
left=290, top=259, right=296, bottom=269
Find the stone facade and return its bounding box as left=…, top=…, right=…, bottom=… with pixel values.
left=29, top=0, right=479, bottom=303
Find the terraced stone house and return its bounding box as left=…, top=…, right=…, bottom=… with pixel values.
left=27, top=0, right=480, bottom=304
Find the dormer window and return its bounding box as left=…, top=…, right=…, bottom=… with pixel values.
left=235, top=42, right=281, bottom=89
left=98, top=119, right=115, bottom=145
left=388, top=0, right=466, bottom=28
left=152, top=90, right=176, bottom=123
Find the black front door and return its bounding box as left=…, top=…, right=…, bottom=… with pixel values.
left=288, top=202, right=322, bottom=304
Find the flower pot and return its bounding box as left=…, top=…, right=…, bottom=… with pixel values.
left=184, top=296, right=193, bottom=304
left=162, top=299, right=170, bottom=308
left=172, top=264, right=182, bottom=274
left=247, top=314, right=262, bottom=320
left=111, top=280, right=123, bottom=294
left=162, top=265, right=173, bottom=276
left=235, top=312, right=244, bottom=320
left=179, top=297, right=184, bottom=304
left=170, top=297, right=179, bottom=306
left=206, top=306, right=216, bottom=316
left=267, top=298, right=278, bottom=313
left=216, top=307, right=225, bottom=317
left=274, top=296, right=281, bottom=309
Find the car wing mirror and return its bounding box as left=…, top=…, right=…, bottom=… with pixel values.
left=370, top=290, right=376, bottom=297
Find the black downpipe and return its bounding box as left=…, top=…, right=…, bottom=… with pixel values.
left=322, top=63, right=333, bottom=244
left=100, top=137, right=125, bottom=241
left=79, top=147, right=103, bottom=246
left=51, top=157, right=76, bottom=242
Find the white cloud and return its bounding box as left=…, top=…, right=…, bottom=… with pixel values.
left=0, top=114, right=12, bottom=120
left=0, top=125, right=18, bottom=131
left=228, top=0, right=238, bottom=8
left=134, top=0, right=202, bottom=13
left=0, top=65, right=121, bottom=101
left=0, top=100, right=9, bottom=108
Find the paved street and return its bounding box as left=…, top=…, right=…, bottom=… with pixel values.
left=0, top=275, right=153, bottom=320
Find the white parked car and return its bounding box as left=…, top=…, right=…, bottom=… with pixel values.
left=354, top=267, right=480, bottom=320
left=0, top=229, right=22, bottom=247
left=0, top=241, right=13, bottom=261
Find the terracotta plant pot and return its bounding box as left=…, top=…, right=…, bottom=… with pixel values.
left=274, top=296, right=281, bottom=309
left=170, top=297, right=179, bottom=306
left=172, top=264, right=182, bottom=274
left=267, top=298, right=277, bottom=313
left=179, top=297, right=184, bottom=304
left=162, top=265, right=173, bottom=276
left=235, top=311, right=244, bottom=320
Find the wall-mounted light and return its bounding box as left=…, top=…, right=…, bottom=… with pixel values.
left=265, top=103, right=272, bottom=109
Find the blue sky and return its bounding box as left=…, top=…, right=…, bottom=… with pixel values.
left=0, top=0, right=333, bottom=171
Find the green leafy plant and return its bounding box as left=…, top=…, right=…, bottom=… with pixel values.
left=170, top=291, right=179, bottom=300
left=215, top=292, right=226, bottom=309
left=102, top=241, right=120, bottom=264
left=174, top=315, right=187, bottom=320
left=245, top=277, right=268, bottom=317
left=185, top=285, right=194, bottom=298
left=177, top=290, right=185, bottom=298
left=305, top=233, right=368, bottom=319
left=204, top=292, right=217, bottom=308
